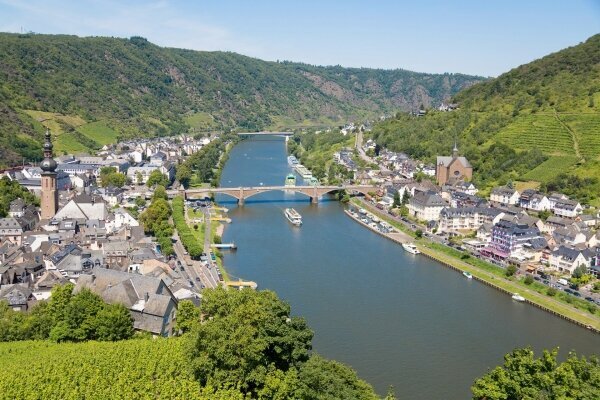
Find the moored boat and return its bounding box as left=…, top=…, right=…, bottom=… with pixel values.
left=402, top=243, right=420, bottom=255
left=288, top=155, right=299, bottom=166
left=284, top=208, right=302, bottom=226
left=463, top=271, right=473, bottom=279
left=511, top=293, right=525, bottom=302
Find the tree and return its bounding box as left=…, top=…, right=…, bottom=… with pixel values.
left=136, top=171, right=144, bottom=185
left=505, top=265, right=518, bottom=277
left=524, top=275, right=534, bottom=285
left=175, top=300, right=200, bottom=335
left=188, top=288, right=313, bottom=396
left=176, top=164, right=192, bottom=188
left=393, top=191, right=400, bottom=208
left=537, top=210, right=551, bottom=221
left=152, top=185, right=168, bottom=201
left=135, top=196, right=146, bottom=208
left=415, top=229, right=423, bottom=239
left=95, top=304, right=134, bottom=341
left=401, top=190, right=410, bottom=205
left=147, top=170, right=169, bottom=187
left=572, top=264, right=587, bottom=279
left=99, top=166, right=126, bottom=188
left=472, top=347, right=600, bottom=399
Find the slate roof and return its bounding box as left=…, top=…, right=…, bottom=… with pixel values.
left=436, top=156, right=472, bottom=168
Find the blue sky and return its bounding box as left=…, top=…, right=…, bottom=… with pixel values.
left=0, top=0, right=598, bottom=76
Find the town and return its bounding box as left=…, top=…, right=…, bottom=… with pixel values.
left=332, top=125, right=600, bottom=307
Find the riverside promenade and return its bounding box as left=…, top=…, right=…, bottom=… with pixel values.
left=348, top=198, right=600, bottom=334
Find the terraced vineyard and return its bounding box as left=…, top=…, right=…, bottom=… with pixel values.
left=497, top=114, right=574, bottom=155
left=560, top=113, right=600, bottom=161
left=0, top=339, right=206, bottom=399
left=76, top=121, right=119, bottom=146
left=522, top=155, right=580, bottom=183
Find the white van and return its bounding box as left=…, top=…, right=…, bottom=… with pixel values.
left=557, top=278, right=568, bottom=286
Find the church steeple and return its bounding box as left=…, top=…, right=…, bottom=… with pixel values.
left=40, top=128, right=58, bottom=219
left=452, top=139, right=459, bottom=159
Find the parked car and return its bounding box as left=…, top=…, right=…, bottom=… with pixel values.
left=585, top=296, right=595, bottom=302
left=195, top=277, right=201, bottom=282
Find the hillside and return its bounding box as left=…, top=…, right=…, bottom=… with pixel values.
left=0, top=32, right=482, bottom=166
left=370, top=34, right=600, bottom=205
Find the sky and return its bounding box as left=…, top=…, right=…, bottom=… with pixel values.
left=0, top=0, right=598, bottom=77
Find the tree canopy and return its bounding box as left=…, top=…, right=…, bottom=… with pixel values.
left=472, top=347, right=600, bottom=400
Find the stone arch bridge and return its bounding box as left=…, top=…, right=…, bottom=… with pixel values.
left=168, top=185, right=378, bottom=205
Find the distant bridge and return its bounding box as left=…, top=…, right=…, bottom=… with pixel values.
left=237, top=131, right=294, bottom=141
left=237, top=131, right=293, bottom=137
left=169, top=185, right=378, bottom=205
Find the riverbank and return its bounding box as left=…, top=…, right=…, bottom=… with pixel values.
left=350, top=197, right=600, bottom=333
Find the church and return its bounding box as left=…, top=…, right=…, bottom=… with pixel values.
left=435, top=143, right=472, bottom=185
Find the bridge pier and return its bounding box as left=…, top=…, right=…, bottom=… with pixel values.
left=238, top=188, right=245, bottom=206
left=310, top=196, right=318, bottom=204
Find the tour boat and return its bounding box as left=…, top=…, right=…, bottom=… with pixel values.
left=358, top=208, right=367, bottom=215
left=294, top=164, right=313, bottom=180
left=284, top=208, right=302, bottom=226
left=402, top=243, right=420, bottom=255
left=284, top=173, right=296, bottom=187
left=463, top=271, right=473, bottom=279
left=511, top=293, right=526, bottom=302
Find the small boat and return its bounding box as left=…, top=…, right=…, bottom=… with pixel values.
left=284, top=173, right=296, bottom=187
left=402, top=243, right=420, bottom=255
left=284, top=208, right=302, bottom=226
left=358, top=208, right=367, bottom=215
left=288, top=155, right=299, bottom=166
left=463, top=271, right=473, bottom=279
left=371, top=216, right=380, bottom=223
left=511, top=293, right=525, bottom=302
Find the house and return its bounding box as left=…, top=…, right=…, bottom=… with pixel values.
left=519, top=190, right=550, bottom=211
left=552, top=198, right=582, bottom=218
left=75, top=267, right=178, bottom=337
left=93, top=186, right=124, bottom=207
left=0, top=284, right=33, bottom=311
left=150, top=151, right=168, bottom=166
left=407, top=190, right=448, bottom=222
left=553, top=225, right=588, bottom=247
left=438, top=207, right=504, bottom=234
left=435, top=144, right=472, bottom=185
left=490, top=186, right=520, bottom=205
left=53, top=194, right=109, bottom=222
left=482, top=219, right=544, bottom=261
left=549, top=246, right=593, bottom=275
left=103, top=241, right=131, bottom=270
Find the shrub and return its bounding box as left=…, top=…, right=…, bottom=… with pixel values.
left=506, top=265, right=517, bottom=277
left=547, top=287, right=557, bottom=296
left=524, top=275, right=534, bottom=285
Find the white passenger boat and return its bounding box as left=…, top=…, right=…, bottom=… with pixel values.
left=284, top=208, right=302, bottom=226
left=402, top=243, right=420, bottom=255
left=463, top=271, right=473, bottom=279
left=511, top=293, right=525, bottom=302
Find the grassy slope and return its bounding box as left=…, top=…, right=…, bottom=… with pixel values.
left=0, top=32, right=483, bottom=165
left=368, top=34, right=600, bottom=204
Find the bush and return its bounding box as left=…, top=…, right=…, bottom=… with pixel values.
left=587, top=303, right=597, bottom=314
left=524, top=275, right=534, bottom=285
left=547, top=287, right=557, bottom=296
left=505, top=265, right=517, bottom=277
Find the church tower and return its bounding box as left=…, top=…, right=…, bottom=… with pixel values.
left=40, top=129, right=58, bottom=220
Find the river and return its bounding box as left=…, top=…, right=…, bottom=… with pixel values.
left=217, top=136, right=600, bottom=399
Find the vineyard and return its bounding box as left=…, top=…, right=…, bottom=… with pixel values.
left=521, top=155, right=580, bottom=183
left=497, top=114, right=574, bottom=156
left=560, top=113, right=600, bottom=161
left=0, top=339, right=211, bottom=400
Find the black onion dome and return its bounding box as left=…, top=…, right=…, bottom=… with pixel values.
left=40, top=157, right=57, bottom=172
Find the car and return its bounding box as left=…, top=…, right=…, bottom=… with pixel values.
left=542, top=279, right=549, bottom=285
left=534, top=276, right=541, bottom=281
left=585, top=296, right=595, bottom=302
left=188, top=280, right=194, bottom=286
left=573, top=292, right=581, bottom=297
left=565, top=289, right=573, bottom=295
left=195, top=277, right=201, bottom=282
left=179, top=266, right=184, bottom=272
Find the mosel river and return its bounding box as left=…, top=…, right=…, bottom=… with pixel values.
left=218, top=136, right=600, bottom=399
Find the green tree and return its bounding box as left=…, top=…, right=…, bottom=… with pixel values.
left=135, top=196, right=146, bottom=208
left=537, top=210, right=551, bottom=221
left=175, top=300, right=200, bottom=335
left=99, top=166, right=126, bottom=188
left=188, top=288, right=313, bottom=396
left=152, top=185, right=168, bottom=201
left=393, top=191, right=401, bottom=207
left=524, top=275, right=534, bottom=285
left=136, top=171, right=144, bottom=185
left=505, top=265, right=517, bottom=277
left=95, top=304, right=134, bottom=341
left=472, top=347, right=600, bottom=400
left=415, top=229, right=423, bottom=239
left=572, top=264, right=587, bottom=279
left=147, top=170, right=169, bottom=187
left=176, top=163, right=192, bottom=188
